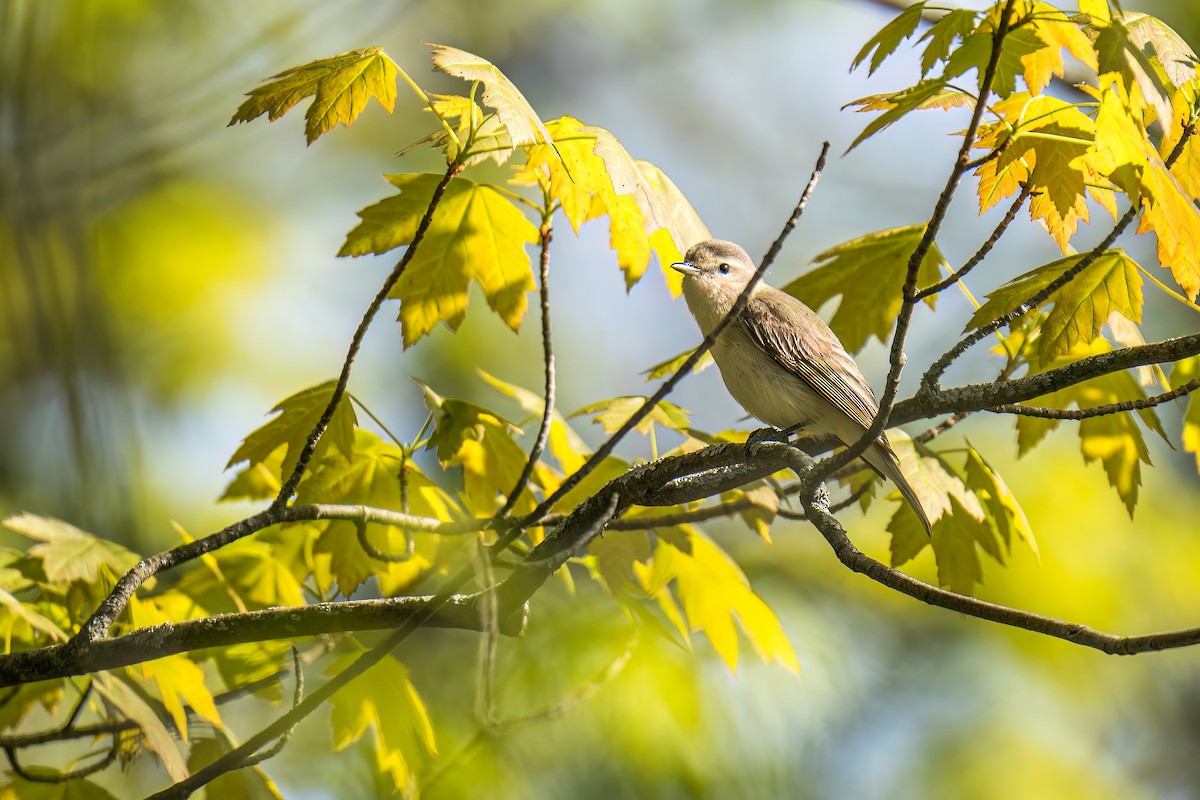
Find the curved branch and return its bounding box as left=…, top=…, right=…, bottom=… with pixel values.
left=799, top=490, right=1200, bottom=655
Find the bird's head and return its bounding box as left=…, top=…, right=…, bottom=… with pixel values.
left=672, top=239, right=759, bottom=317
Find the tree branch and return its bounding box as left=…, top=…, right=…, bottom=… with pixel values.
left=812, top=0, right=1017, bottom=487
left=0, top=593, right=515, bottom=688
left=799, top=488, right=1200, bottom=655
left=983, top=375, right=1200, bottom=419
left=914, top=182, right=1032, bottom=301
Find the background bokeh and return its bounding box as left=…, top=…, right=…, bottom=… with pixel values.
left=2, top=1, right=1199, bottom=797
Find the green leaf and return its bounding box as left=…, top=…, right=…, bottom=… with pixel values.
left=919, top=8, right=979, bottom=76
left=966, top=250, right=1143, bottom=367
left=1014, top=339, right=1164, bottom=515
left=1171, top=356, right=1200, bottom=473
left=844, top=79, right=958, bottom=152
left=229, top=47, right=400, bottom=144
left=298, top=429, right=454, bottom=596
left=219, top=447, right=283, bottom=503
left=650, top=527, right=798, bottom=673
left=429, top=43, right=550, bottom=147
left=963, top=446, right=1038, bottom=560
left=339, top=174, right=538, bottom=347
left=641, top=348, right=716, bottom=381
left=417, top=379, right=536, bottom=516
left=783, top=224, right=945, bottom=353
left=225, top=381, right=356, bottom=480
left=478, top=370, right=590, bottom=474
left=188, top=732, right=285, bottom=800
left=571, top=396, right=691, bottom=437
left=2, top=514, right=139, bottom=585
left=589, top=530, right=652, bottom=593
left=328, top=648, right=436, bottom=790
left=851, top=2, right=926, bottom=75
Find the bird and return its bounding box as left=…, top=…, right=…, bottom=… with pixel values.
left=672, top=239, right=932, bottom=535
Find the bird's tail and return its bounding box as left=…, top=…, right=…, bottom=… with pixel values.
left=863, top=440, right=933, bottom=536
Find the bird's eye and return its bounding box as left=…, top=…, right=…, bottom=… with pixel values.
left=717, top=263, right=731, bottom=274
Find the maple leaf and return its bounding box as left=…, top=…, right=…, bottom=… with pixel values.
left=644, top=527, right=798, bottom=673
left=851, top=2, right=926, bottom=75
left=967, top=250, right=1144, bottom=367
left=571, top=396, right=691, bottom=437
left=328, top=649, right=436, bottom=791
left=2, top=514, right=138, bottom=585
left=980, top=93, right=1095, bottom=250
left=783, top=224, right=945, bottom=353
left=844, top=80, right=964, bottom=153
left=297, top=429, right=453, bottom=596
left=918, top=8, right=978, bottom=77
left=340, top=174, right=539, bottom=346
left=418, top=379, right=537, bottom=516
left=429, top=44, right=551, bottom=147
left=225, top=381, right=357, bottom=479
left=1014, top=339, right=1166, bottom=515
left=1137, top=164, right=1200, bottom=301
left=519, top=116, right=709, bottom=290
left=229, top=47, right=400, bottom=144
left=1171, top=356, right=1200, bottom=473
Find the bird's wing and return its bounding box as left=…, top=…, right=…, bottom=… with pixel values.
left=740, top=292, right=880, bottom=432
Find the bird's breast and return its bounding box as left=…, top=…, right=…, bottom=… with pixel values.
left=710, top=327, right=830, bottom=432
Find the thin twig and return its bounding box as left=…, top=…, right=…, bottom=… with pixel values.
left=498, top=220, right=556, bottom=519
left=914, top=182, right=1032, bottom=301
left=519, top=141, right=831, bottom=527
left=273, top=160, right=463, bottom=507
left=4, top=733, right=119, bottom=783
left=242, top=648, right=304, bottom=768
left=985, top=375, right=1200, bottom=419
left=811, top=0, right=1017, bottom=490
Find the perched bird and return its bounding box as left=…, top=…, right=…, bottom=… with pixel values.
left=673, top=239, right=932, bottom=535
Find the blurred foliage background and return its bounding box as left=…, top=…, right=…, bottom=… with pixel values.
left=2, top=0, right=1200, bottom=797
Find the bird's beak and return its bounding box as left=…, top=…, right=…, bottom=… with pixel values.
left=672, top=261, right=700, bottom=275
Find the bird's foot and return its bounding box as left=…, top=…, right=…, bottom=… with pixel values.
left=746, top=426, right=792, bottom=447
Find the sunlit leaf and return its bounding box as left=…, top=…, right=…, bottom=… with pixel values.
left=851, top=2, right=926, bottom=75
left=418, top=379, right=535, bottom=516
left=1137, top=163, right=1200, bottom=301
left=967, top=250, right=1143, bottom=367
left=93, top=673, right=188, bottom=781
left=478, top=370, right=590, bottom=474
left=328, top=648, right=436, bottom=792
left=429, top=43, right=551, bottom=147
left=1171, top=356, right=1200, bottom=474
left=650, top=528, right=798, bottom=673
left=340, top=173, right=538, bottom=346
left=845, top=80, right=961, bottom=153
left=229, top=47, right=400, bottom=144
left=2, top=514, right=138, bottom=586
left=226, top=381, right=356, bottom=480
left=783, top=224, right=944, bottom=353
left=571, top=396, right=691, bottom=437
